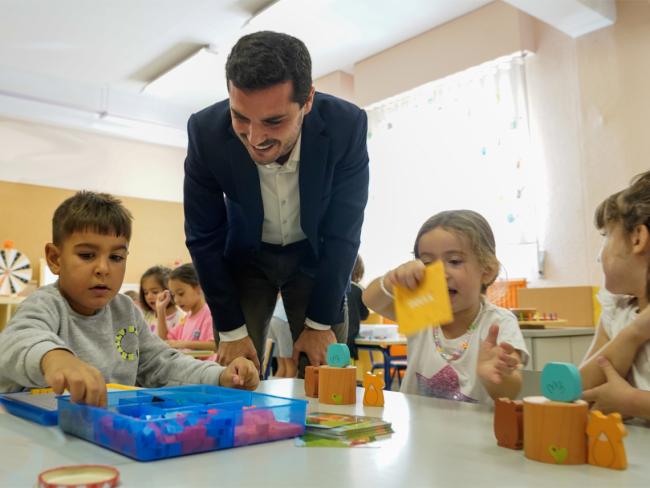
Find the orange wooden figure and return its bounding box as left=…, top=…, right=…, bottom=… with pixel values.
left=304, top=366, right=320, bottom=398
left=318, top=366, right=357, bottom=405
left=587, top=410, right=627, bottom=470
left=523, top=396, right=588, bottom=465
left=494, top=398, right=523, bottom=449
left=363, top=372, right=384, bottom=407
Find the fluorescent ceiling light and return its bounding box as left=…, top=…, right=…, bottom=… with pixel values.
left=143, top=46, right=224, bottom=103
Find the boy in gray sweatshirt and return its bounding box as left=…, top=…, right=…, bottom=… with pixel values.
left=0, top=191, right=258, bottom=405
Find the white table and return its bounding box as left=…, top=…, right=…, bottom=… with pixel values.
left=1, top=379, right=649, bottom=487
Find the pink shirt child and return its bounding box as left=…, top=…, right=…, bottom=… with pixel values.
left=167, top=303, right=214, bottom=342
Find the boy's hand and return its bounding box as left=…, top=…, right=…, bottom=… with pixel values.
left=155, top=290, right=171, bottom=315
left=41, top=349, right=107, bottom=407
left=219, top=357, right=259, bottom=390
left=583, top=356, right=635, bottom=414
left=385, top=260, right=426, bottom=291
left=477, top=325, right=520, bottom=385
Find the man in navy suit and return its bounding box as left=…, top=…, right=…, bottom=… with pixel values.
left=183, top=31, right=369, bottom=372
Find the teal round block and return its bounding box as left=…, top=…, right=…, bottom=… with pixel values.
left=326, top=343, right=351, bottom=368
left=540, top=362, right=582, bottom=402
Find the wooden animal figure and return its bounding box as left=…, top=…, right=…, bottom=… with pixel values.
left=326, top=343, right=351, bottom=368
left=363, top=372, right=385, bottom=407
left=304, top=366, right=320, bottom=398
left=540, top=362, right=582, bottom=403
left=587, top=410, right=627, bottom=470
left=493, top=398, right=523, bottom=449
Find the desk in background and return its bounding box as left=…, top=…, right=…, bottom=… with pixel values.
left=1, top=378, right=649, bottom=486
left=355, top=336, right=406, bottom=390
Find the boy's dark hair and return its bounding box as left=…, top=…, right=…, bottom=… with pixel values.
left=52, top=191, right=132, bottom=246
left=225, top=31, right=312, bottom=106
left=169, top=263, right=201, bottom=287
left=139, top=265, right=175, bottom=313
left=351, top=255, right=364, bottom=283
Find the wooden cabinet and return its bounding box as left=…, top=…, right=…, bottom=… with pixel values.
left=522, top=329, right=595, bottom=371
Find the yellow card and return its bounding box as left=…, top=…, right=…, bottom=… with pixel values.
left=394, top=261, right=453, bottom=336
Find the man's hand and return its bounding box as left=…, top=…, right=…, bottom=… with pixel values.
left=219, top=357, right=260, bottom=390
left=216, top=336, right=260, bottom=371
left=292, top=328, right=336, bottom=366
left=41, top=349, right=107, bottom=407
left=476, top=325, right=520, bottom=385
left=583, top=356, right=636, bottom=414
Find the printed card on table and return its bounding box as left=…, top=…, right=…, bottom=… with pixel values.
left=394, top=261, right=453, bottom=336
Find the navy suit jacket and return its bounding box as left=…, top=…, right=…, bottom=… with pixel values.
left=184, top=92, right=369, bottom=333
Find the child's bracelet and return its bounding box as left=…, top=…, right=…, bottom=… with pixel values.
left=379, top=273, right=395, bottom=300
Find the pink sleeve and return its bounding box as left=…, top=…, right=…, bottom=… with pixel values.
left=196, top=314, right=215, bottom=341
left=167, top=324, right=182, bottom=341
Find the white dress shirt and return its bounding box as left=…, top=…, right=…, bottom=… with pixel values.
left=220, top=133, right=330, bottom=342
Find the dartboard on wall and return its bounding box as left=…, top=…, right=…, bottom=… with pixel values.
left=0, top=242, right=32, bottom=295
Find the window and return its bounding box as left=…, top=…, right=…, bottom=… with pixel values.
left=361, top=52, right=540, bottom=283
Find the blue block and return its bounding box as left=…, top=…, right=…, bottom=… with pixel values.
left=326, top=343, right=351, bottom=368
left=540, top=362, right=582, bottom=402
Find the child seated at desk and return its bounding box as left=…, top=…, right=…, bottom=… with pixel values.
left=139, top=265, right=184, bottom=336
left=160, top=263, right=216, bottom=354
left=581, top=170, right=650, bottom=420
left=363, top=210, right=528, bottom=404
left=0, top=191, right=258, bottom=406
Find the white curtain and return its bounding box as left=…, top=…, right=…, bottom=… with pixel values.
left=360, top=53, right=539, bottom=283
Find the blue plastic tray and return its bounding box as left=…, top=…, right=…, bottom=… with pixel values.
left=57, top=385, right=308, bottom=461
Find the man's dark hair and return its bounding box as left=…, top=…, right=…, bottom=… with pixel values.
left=225, top=31, right=312, bottom=106
left=52, top=191, right=133, bottom=245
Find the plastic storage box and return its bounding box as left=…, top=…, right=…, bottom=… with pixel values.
left=58, top=385, right=308, bottom=461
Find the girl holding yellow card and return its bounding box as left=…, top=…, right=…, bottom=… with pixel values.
left=363, top=210, right=528, bottom=404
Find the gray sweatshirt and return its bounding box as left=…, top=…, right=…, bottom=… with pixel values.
left=0, top=284, right=225, bottom=392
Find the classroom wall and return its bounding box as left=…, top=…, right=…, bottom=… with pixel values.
left=0, top=180, right=190, bottom=286
left=0, top=116, right=186, bottom=203
left=316, top=0, right=648, bottom=288
left=352, top=1, right=535, bottom=107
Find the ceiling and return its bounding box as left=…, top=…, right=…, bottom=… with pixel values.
left=0, top=0, right=493, bottom=146
left=0, top=0, right=615, bottom=147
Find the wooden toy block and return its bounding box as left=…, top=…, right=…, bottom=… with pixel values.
left=523, top=396, right=588, bottom=465
left=363, top=372, right=385, bottom=407
left=304, top=366, right=320, bottom=398
left=494, top=398, right=523, bottom=449
left=540, top=362, right=582, bottom=402
left=587, top=410, right=627, bottom=470
left=318, top=366, right=357, bottom=405
left=327, top=343, right=351, bottom=368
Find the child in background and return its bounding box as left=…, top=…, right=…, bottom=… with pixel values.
left=363, top=210, right=527, bottom=404
left=581, top=170, right=650, bottom=419
left=139, top=266, right=184, bottom=336
left=346, top=255, right=369, bottom=360
left=123, top=290, right=141, bottom=309
left=164, top=264, right=216, bottom=352
left=268, top=297, right=297, bottom=378
left=0, top=191, right=258, bottom=405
